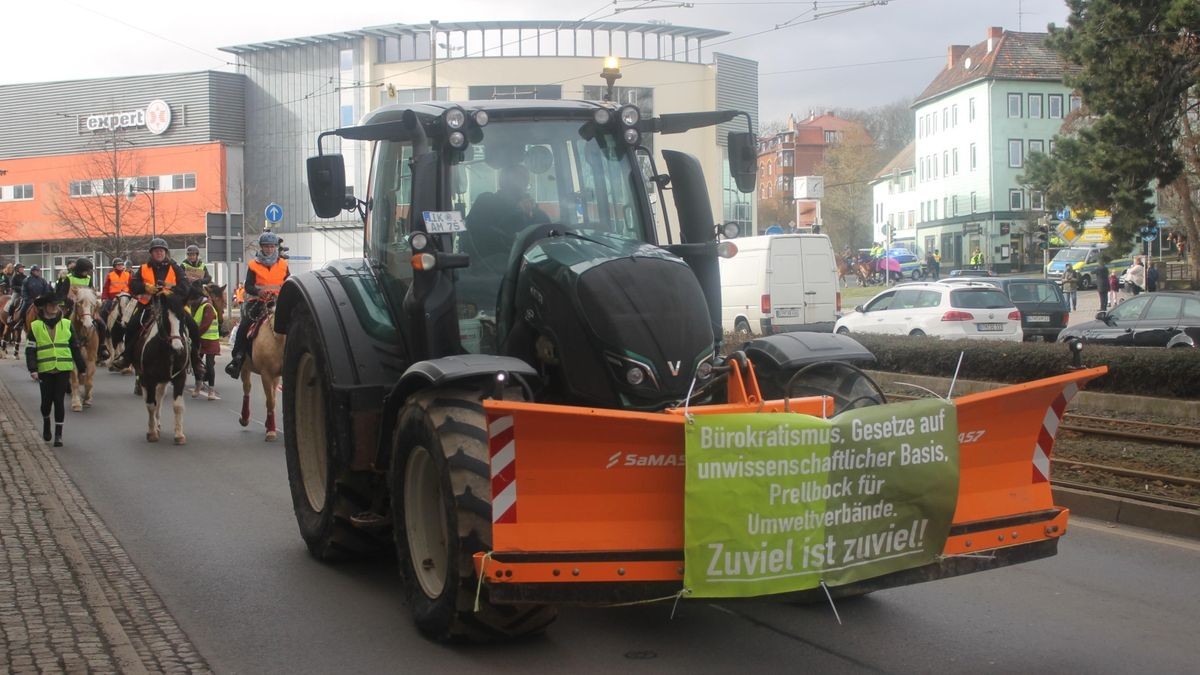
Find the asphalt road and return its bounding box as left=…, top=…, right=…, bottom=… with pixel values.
left=1, top=354, right=1197, bottom=674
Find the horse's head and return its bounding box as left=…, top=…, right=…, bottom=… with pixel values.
left=149, top=293, right=188, bottom=352
left=70, top=287, right=99, bottom=337
left=205, top=283, right=228, bottom=316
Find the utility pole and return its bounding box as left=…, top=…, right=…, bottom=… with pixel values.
left=430, top=20, right=439, bottom=100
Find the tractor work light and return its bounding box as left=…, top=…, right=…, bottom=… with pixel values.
left=593, top=108, right=612, bottom=126
left=412, top=253, right=437, bottom=271
left=448, top=131, right=467, bottom=148
left=623, top=128, right=640, bottom=145
left=717, top=241, right=738, bottom=259
left=472, top=110, right=489, bottom=127
left=619, top=105, right=640, bottom=127
left=444, top=107, right=467, bottom=130
left=409, top=232, right=429, bottom=251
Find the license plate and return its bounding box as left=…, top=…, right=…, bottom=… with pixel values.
left=1026, top=315, right=1050, bottom=323
left=775, top=308, right=800, bottom=318
left=977, top=323, right=1005, bottom=332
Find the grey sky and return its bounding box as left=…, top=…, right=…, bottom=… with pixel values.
left=5, top=0, right=1069, bottom=123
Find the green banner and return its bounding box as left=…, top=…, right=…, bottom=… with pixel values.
left=683, top=399, right=959, bottom=598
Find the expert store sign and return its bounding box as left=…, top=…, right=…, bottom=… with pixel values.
left=683, top=399, right=959, bottom=598
left=84, top=99, right=172, bottom=135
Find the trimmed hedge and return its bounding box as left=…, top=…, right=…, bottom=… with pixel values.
left=844, top=334, right=1200, bottom=399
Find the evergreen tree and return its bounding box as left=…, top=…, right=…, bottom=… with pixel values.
left=1022, top=0, right=1199, bottom=269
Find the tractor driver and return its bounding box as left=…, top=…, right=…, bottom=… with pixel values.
left=111, top=238, right=202, bottom=374
left=464, top=163, right=549, bottom=273
left=225, top=231, right=290, bottom=378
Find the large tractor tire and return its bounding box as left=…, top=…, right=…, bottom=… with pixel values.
left=753, top=359, right=886, bottom=415
left=391, top=387, right=557, bottom=642
left=283, top=305, right=385, bottom=561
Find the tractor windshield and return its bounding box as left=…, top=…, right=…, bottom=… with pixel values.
left=451, top=119, right=648, bottom=317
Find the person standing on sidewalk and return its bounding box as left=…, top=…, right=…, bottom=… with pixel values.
left=1147, top=261, right=1159, bottom=292
left=26, top=293, right=86, bottom=447
left=1126, top=257, right=1146, bottom=296
left=1060, top=267, right=1078, bottom=311
left=1096, top=261, right=1111, bottom=312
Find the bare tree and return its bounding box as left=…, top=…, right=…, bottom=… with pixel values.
left=827, top=98, right=915, bottom=154
left=813, top=126, right=881, bottom=251
left=44, top=129, right=186, bottom=261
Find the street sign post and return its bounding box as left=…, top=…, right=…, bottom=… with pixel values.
left=265, top=203, right=283, bottom=225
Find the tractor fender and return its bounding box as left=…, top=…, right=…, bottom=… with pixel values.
left=275, top=261, right=408, bottom=469
left=375, top=355, right=538, bottom=472
left=741, top=331, right=876, bottom=370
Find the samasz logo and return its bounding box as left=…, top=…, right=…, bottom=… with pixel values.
left=606, top=452, right=686, bottom=469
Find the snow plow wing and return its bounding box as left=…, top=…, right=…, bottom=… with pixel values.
left=476, top=366, right=1107, bottom=605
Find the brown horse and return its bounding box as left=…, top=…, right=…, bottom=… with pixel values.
left=0, top=293, right=12, bottom=357
left=67, top=287, right=101, bottom=411
left=235, top=295, right=285, bottom=441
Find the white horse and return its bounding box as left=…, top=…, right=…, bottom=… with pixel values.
left=68, top=286, right=101, bottom=411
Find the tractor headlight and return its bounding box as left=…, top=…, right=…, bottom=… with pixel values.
left=623, top=127, right=640, bottom=145
left=593, top=108, right=612, bottom=126
left=410, top=232, right=429, bottom=251
left=619, top=105, right=640, bottom=127
left=472, top=110, right=489, bottom=127
left=625, top=367, right=645, bottom=386
left=444, top=107, right=466, bottom=130
left=448, top=130, right=467, bottom=148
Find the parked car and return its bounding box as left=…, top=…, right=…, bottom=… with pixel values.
left=886, top=248, right=926, bottom=279
left=1058, top=291, right=1200, bottom=348
left=719, top=234, right=840, bottom=335
left=949, top=268, right=996, bottom=277
left=834, top=281, right=1023, bottom=341
left=944, top=277, right=1070, bottom=341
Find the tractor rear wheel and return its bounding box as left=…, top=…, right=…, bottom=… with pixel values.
left=391, top=387, right=556, bottom=642
left=283, top=305, right=385, bottom=561
left=753, top=360, right=886, bottom=415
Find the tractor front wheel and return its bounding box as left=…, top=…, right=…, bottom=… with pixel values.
left=391, top=387, right=556, bottom=642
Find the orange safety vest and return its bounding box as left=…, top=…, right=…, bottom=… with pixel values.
left=248, top=259, right=289, bottom=295
left=138, top=264, right=177, bottom=304
left=106, top=269, right=131, bottom=296
left=234, top=287, right=244, bottom=304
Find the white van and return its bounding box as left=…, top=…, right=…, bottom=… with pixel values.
left=718, top=234, right=840, bottom=335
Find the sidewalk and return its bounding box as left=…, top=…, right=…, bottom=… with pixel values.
left=0, top=377, right=209, bottom=673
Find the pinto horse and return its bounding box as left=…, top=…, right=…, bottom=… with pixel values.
left=104, top=292, right=138, bottom=372
left=67, top=287, right=101, bottom=411
left=235, top=293, right=285, bottom=441
left=132, top=293, right=192, bottom=444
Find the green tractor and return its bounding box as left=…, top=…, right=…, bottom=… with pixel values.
left=278, top=100, right=880, bottom=641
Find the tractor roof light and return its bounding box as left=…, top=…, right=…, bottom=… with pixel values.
left=622, top=127, right=640, bottom=145
left=593, top=108, right=612, bottom=126
left=409, top=232, right=429, bottom=251
left=447, top=130, right=467, bottom=149
left=472, top=110, right=489, bottom=127
left=444, top=107, right=467, bottom=130
left=618, top=105, right=640, bottom=127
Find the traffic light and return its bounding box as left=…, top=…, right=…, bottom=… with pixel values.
left=1035, top=217, right=1050, bottom=250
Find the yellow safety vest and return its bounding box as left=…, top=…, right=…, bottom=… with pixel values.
left=30, top=319, right=74, bottom=373
left=68, top=274, right=91, bottom=287
left=193, top=303, right=219, bottom=341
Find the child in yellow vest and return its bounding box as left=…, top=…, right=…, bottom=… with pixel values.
left=26, top=293, right=87, bottom=446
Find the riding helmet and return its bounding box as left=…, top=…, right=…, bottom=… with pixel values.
left=186, top=244, right=200, bottom=255
left=258, top=231, right=281, bottom=247
left=149, top=238, right=169, bottom=253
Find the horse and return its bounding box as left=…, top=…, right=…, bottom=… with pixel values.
left=235, top=292, right=285, bottom=441
left=189, top=282, right=228, bottom=397
left=104, top=293, right=138, bottom=372
left=0, top=295, right=31, bottom=358
left=131, top=293, right=191, bottom=444
left=0, top=293, right=12, bottom=357
left=67, top=286, right=101, bottom=411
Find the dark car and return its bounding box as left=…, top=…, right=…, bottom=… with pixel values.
left=946, top=277, right=1070, bottom=340
left=1058, top=291, right=1200, bottom=348
left=949, top=268, right=996, bottom=277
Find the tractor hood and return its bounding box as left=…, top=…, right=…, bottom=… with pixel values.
left=513, top=230, right=715, bottom=410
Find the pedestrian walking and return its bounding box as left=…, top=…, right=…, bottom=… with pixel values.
left=1126, top=257, right=1146, bottom=296
left=1060, top=267, right=1078, bottom=311
left=1096, top=262, right=1111, bottom=312
left=931, top=249, right=941, bottom=281
left=1108, top=271, right=1120, bottom=307
left=26, top=293, right=87, bottom=447
left=1146, top=262, right=1159, bottom=292
left=970, top=247, right=984, bottom=270
left=187, top=285, right=222, bottom=400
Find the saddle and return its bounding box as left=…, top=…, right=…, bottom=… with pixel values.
left=246, top=314, right=269, bottom=342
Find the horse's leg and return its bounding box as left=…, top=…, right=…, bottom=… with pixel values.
left=155, top=383, right=166, bottom=435
left=173, top=376, right=187, bottom=445
left=262, top=373, right=277, bottom=442
left=239, top=366, right=252, bottom=427
left=83, top=362, right=94, bottom=407
left=70, top=370, right=83, bottom=412
left=145, top=382, right=159, bottom=442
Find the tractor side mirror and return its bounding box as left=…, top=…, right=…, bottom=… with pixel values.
left=727, top=131, right=757, bottom=193
left=307, top=154, right=347, bottom=218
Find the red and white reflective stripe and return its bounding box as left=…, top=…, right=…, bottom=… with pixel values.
left=488, top=415, right=517, bottom=524
left=1033, top=382, right=1079, bottom=483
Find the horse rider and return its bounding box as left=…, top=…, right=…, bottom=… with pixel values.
left=4, top=263, right=27, bottom=325
left=56, top=257, right=110, bottom=360
left=0, top=263, right=11, bottom=294
left=225, top=232, right=289, bottom=378
left=22, top=265, right=53, bottom=316
left=27, top=293, right=87, bottom=447
left=110, top=238, right=203, bottom=375
left=181, top=244, right=213, bottom=285
left=186, top=284, right=222, bottom=400
left=102, top=258, right=132, bottom=308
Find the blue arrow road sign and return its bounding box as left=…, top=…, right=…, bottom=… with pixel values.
left=265, top=202, right=283, bottom=224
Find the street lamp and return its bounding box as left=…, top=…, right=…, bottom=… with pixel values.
left=125, top=181, right=158, bottom=239
left=601, top=56, right=622, bottom=102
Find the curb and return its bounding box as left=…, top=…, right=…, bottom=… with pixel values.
left=1053, top=486, right=1200, bottom=540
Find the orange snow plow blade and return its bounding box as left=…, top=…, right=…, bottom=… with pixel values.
left=476, top=365, right=1107, bottom=605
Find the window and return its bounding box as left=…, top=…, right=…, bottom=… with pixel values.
left=969, top=143, right=977, bottom=170
left=908, top=209, right=915, bottom=226
left=969, top=97, right=976, bottom=121
left=1069, top=95, right=1082, bottom=112
left=1109, top=295, right=1150, bottom=321
left=468, top=84, right=562, bottom=100
left=171, top=173, right=196, bottom=190
left=823, top=130, right=842, bottom=144
left=864, top=291, right=896, bottom=312
left=1145, top=296, right=1184, bottom=321
left=933, top=155, right=938, bottom=178
left=1031, top=191, right=1044, bottom=210
left=952, top=104, right=959, bottom=127
left=1008, top=139, right=1023, bottom=168
left=10, top=184, right=33, bottom=200
left=1029, top=139, right=1045, bottom=156
left=781, top=150, right=793, bottom=167
left=69, top=180, right=93, bottom=197
left=1048, top=94, right=1063, bottom=119
left=1182, top=298, right=1200, bottom=320
left=951, top=195, right=958, bottom=216
left=135, top=175, right=159, bottom=191
left=920, top=202, right=926, bottom=221
left=942, top=107, right=948, bottom=130
left=340, top=105, right=354, bottom=126
left=970, top=192, right=977, bottom=213
left=1009, top=189, right=1023, bottom=210
left=1028, top=94, right=1043, bottom=118
left=339, top=49, right=354, bottom=71
left=943, top=151, right=949, bottom=175
left=1008, top=93, right=1022, bottom=118
left=943, top=197, right=948, bottom=217
left=952, top=148, right=959, bottom=174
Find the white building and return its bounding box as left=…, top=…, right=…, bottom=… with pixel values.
left=869, top=140, right=917, bottom=250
